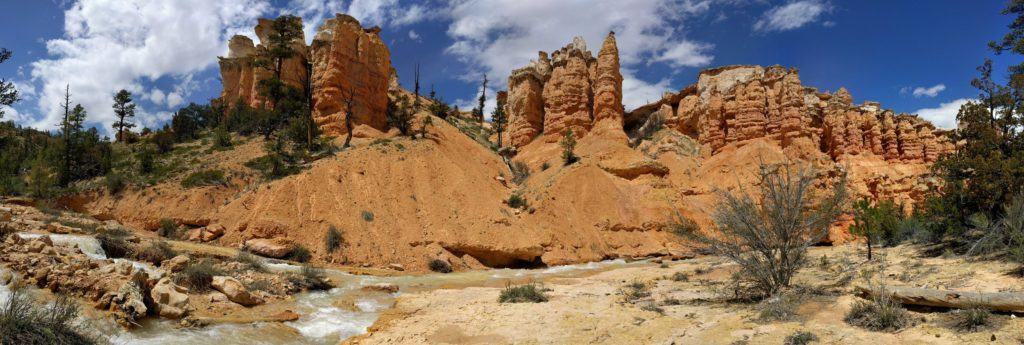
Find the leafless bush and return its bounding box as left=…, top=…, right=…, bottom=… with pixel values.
left=678, top=161, right=848, bottom=297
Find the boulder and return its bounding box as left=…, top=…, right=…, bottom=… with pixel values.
left=161, top=255, right=190, bottom=273
left=211, top=276, right=263, bottom=306
left=150, top=278, right=190, bottom=319
left=244, top=238, right=294, bottom=259
left=361, top=283, right=399, bottom=294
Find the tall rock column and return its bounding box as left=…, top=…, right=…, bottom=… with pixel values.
left=591, top=32, right=624, bottom=139
left=310, top=14, right=392, bottom=136
left=543, top=37, right=594, bottom=140
left=506, top=54, right=549, bottom=147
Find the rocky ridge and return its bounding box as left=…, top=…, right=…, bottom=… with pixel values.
left=505, top=33, right=626, bottom=147
left=628, top=65, right=954, bottom=163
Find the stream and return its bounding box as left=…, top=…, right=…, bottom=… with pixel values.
left=2, top=233, right=646, bottom=344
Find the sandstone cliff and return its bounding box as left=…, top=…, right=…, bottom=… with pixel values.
left=506, top=33, right=626, bottom=147
left=628, top=65, right=954, bottom=164
left=218, top=19, right=310, bottom=110
left=218, top=15, right=392, bottom=137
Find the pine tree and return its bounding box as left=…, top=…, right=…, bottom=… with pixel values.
left=112, top=89, right=136, bottom=142
left=0, top=48, right=19, bottom=119
left=475, top=74, right=488, bottom=124
left=429, top=84, right=436, bottom=101
left=560, top=128, right=578, bottom=166
left=492, top=94, right=507, bottom=147
left=343, top=87, right=356, bottom=148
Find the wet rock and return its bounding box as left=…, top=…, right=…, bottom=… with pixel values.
left=244, top=238, right=294, bottom=259
left=362, top=283, right=399, bottom=294
left=212, top=276, right=263, bottom=307
left=150, top=278, right=190, bottom=319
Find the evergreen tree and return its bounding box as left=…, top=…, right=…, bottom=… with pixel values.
left=429, top=84, right=436, bottom=101
left=0, top=48, right=19, bottom=119
left=475, top=74, right=488, bottom=124
left=492, top=94, right=507, bottom=147
left=560, top=128, right=578, bottom=165
left=387, top=94, right=414, bottom=137
left=111, top=89, right=136, bottom=142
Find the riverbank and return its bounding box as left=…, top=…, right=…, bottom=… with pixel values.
left=351, top=245, right=1024, bottom=344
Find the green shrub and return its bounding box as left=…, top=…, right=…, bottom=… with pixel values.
left=151, top=130, right=176, bottom=153
left=783, top=330, right=818, bottom=345
left=212, top=125, right=232, bottom=149
left=0, top=288, right=99, bottom=345
left=136, top=240, right=177, bottom=265
left=157, top=218, right=178, bottom=238
left=540, top=162, right=550, bottom=171
left=428, top=259, right=452, bottom=273
left=508, top=193, right=528, bottom=209
left=104, top=172, right=126, bottom=194
left=952, top=307, right=991, bottom=332
left=844, top=293, right=911, bottom=332
left=181, top=170, right=227, bottom=188
left=361, top=211, right=374, bottom=222
left=174, top=259, right=223, bottom=291
left=510, top=161, right=531, bottom=184
left=498, top=283, right=548, bottom=303
left=286, top=245, right=311, bottom=263
left=137, top=146, right=155, bottom=174
left=325, top=226, right=343, bottom=253
left=560, top=128, right=578, bottom=165
left=245, top=279, right=274, bottom=292
left=234, top=251, right=267, bottom=272
left=671, top=272, right=689, bottom=282
left=289, top=264, right=331, bottom=291
left=851, top=199, right=907, bottom=260
left=640, top=302, right=665, bottom=314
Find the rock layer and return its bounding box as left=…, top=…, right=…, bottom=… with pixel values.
left=218, top=14, right=392, bottom=136
left=505, top=33, right=625, bottom=147
left=310, top=14, right=392, bottom=136
left=632, top=65, right=953, bottom=163
left=218, top=19, right=310, bottom=110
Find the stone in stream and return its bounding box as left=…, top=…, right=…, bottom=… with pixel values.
left=212, top=276, right=264, bottom=307
left=151, top=277, right=190, bottom=319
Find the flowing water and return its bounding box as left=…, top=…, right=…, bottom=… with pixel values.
left=3, top=233, right=647, bottom=344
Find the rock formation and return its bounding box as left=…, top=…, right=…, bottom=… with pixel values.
left=218, top=19, right=310, bottom=110
left=218, top=14, right=392, bottom=137
left=505, top=32, right=625, bottom=147
left=631, top=65, right=953, bottom=163
left=310, top=14, right=392, bottom=136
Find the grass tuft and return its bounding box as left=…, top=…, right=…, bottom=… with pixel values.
left=498, top=283, right=549, bottom=303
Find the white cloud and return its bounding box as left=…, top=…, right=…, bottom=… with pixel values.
left=409, top=30, right=421, bottom=41
left=622, top=69, right=672, bottom=111
left=284, top=0, right=431, bottom=45
left=443, top=0, right=718, bottom=106
left=753, top=0, right=831, bottom=32
left=27, top=0, right=270, bottom=134
left=911, top=84, right=945, bottom=98
left=167, top=92, right=184, bottom=109
left=915, top=98, right=971, bottom=129
left=148, top=89, right=167, bottom=106
left=454, top=84, right=497, bottom=120
left=653, top=40, right=714, bottom=68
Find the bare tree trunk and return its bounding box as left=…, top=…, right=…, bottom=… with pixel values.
left=856, top=285, right=1024, bottom=312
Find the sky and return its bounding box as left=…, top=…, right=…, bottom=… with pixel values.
left=0, top=0, right=1019, bottom=136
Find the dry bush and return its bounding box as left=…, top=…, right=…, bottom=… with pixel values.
left=510, top=161, right=531, bottom=184
left=679, top=162, right=848, bottom=297
left=428, top=259, right=452, bottom=273
left=844, top=290, right=911, bottom=332
left=498, top=283, right=548, bottom=303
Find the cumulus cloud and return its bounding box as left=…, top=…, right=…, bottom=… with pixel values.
left=28, top=0, right=270, bottom=133
left=409, top=30, right=421, bottom=41
left=910, top=84, right=945, bottom=98
left=914, top=98, right=971, bottom=129
left=284, top=0, right=431, bottom=41
left=753, top=0, right=831, bottom=32
left=443, top=0, right=720, bottom=110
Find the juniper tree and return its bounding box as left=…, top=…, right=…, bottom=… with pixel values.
left=111, top=89, right=136, bottom=142
left=560, top=128, right=578, bottom=165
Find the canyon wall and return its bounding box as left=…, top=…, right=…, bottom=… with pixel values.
left=218, top=15, right=392, bottom=136
left=632, top=65, right=954, bottom=163
left=505, top=33, right=625, bottom=147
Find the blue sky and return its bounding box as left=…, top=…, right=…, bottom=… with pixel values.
left=0, top=0, right=1018, bottom=135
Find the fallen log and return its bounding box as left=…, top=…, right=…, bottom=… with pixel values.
left=855, top=285, right=1024, bottom=312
